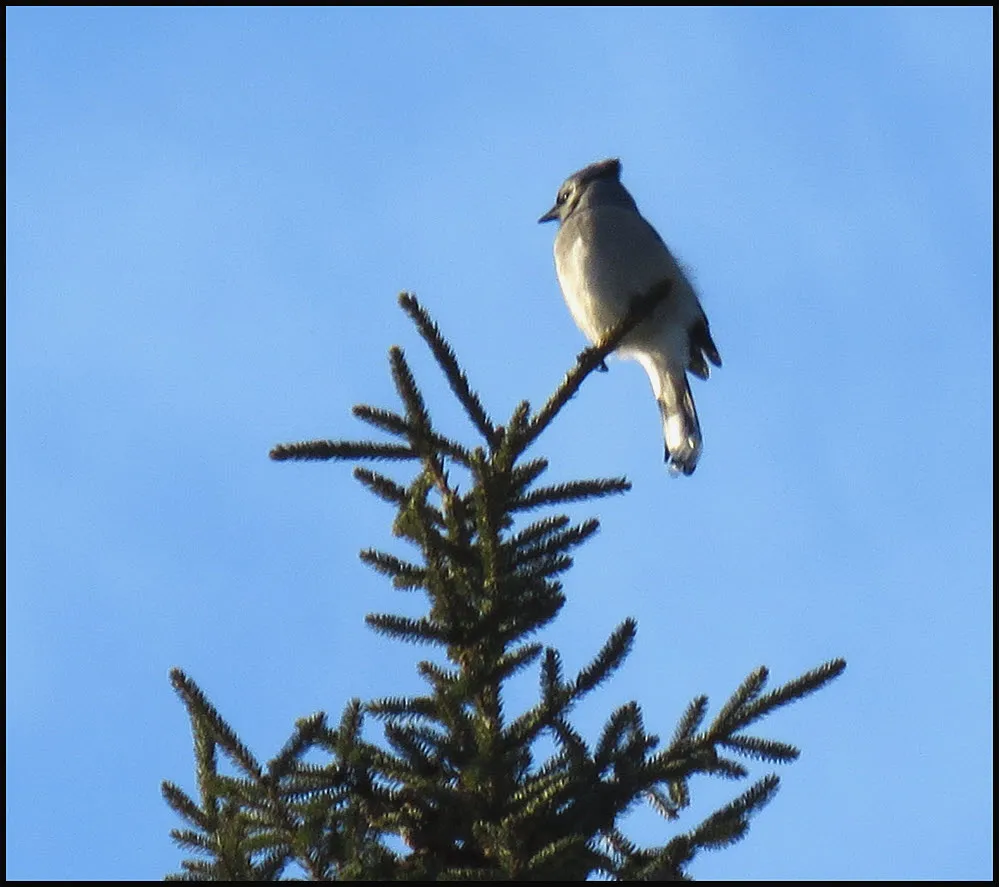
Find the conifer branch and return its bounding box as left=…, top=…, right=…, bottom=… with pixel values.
left=699, top=756, right=749, bottom=780
left=162, top=782, right=211, bottom=831
left=358, top=548, right=428, bottom=589
left=507, top=456, right=549, bottom=493
left=365, top=612, right=452, bottom=646
left=710, top=658, right=847, bottom=736
left=388, top=346, right=456, bottom=501
left=267, top=712, right=330, bottom=781
left=511, top=477, right=631, bottom=512
left=353, top=467, right=409, bottom=506
left=388, top=346, right=431, bottom=434
left=170, top=668, right=264, bottom=782
left=720, top=734, right=800, bottom=763
left=506, top=552, right=573, bottom=584
left=681, top=772, right=780, bottom=850
left=383, top=723, right=439, bottom=776
left=573, top=619, right=637, bottom=697
left=506, top=518, right=600, bottom=572
left=270, top=439, right=415, bottom=462
left=468, top=454, right=504, bottom=596
left=415, top=660, right=462, bottom=693
left=552, top=717, right=591, bottom=768
left=602, top=827, right=638, bottom=862
left=519, top=280, right=673, bottom=454
left=507, top=514, right=570, bottom=551
left=490, top=642, right=546, bottom=685
left=169, top=827, right=216, bottom=855
left=735, top=658, right=847, bottom=730
left=540, top=648, right=566, bottom=703
left=367, top=695, right=441, bottom=720
left=398, top=292, right=499, bottom=449
left=595, top=702, right=643, bottom=772
left=526, top=834, right=591, bottom=874
left=668, top=696, right=709, bottom=752
left=637, top=774, right=781, bottom=880
left=665, top=777, right=691, bottom=818
left=645, top=786, right=681, bottom=822
left=351, top=404, right=411, bottom=438
left=353, top=404, right=472, bottom=467
left=709, top=666, right=769, bottom=735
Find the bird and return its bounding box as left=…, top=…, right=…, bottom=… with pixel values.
left=539, top=158, right=721, bottom=475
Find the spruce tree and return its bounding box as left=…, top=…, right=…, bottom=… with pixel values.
left=163, top=286, right=845, bottom=880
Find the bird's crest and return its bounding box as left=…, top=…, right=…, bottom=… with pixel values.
left=572, top=158, right=622, bottom=187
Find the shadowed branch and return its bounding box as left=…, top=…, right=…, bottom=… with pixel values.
left=518, top=280, right=673, bottom=456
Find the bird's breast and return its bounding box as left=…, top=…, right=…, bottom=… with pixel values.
left=553, top=234, right=625, bottom=343
left=552, top=207, right=703, bottom=365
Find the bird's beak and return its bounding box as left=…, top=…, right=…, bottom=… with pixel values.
left=538, top=205, right=560, bottom=224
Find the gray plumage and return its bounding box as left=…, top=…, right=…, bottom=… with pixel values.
left=539, top=158, right=720, bottom=475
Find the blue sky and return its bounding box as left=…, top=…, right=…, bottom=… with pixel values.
left=6, top=7, right=993, bottom=880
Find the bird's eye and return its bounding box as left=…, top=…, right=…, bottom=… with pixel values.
left=557, top=190, right=569, bottom=204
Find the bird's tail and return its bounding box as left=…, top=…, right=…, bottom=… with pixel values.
left=657, top=369, right=703, bottom=476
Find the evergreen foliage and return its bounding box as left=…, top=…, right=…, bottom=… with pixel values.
left=163, top=287, right=845, bottom=879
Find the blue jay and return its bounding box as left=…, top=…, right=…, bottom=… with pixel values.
left=540, top=158, right=721, bottom=475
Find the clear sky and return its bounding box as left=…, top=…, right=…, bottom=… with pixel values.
left=6, top=7, right=994, bottom=880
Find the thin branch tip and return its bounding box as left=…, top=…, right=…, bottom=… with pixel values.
left=523, top=280, right=674, bottom=452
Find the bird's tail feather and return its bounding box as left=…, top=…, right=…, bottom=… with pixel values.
left=657, top=371, right=703, bottom=476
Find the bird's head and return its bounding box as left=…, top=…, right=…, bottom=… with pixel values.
left=538, top=158, right=630, bottom=224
